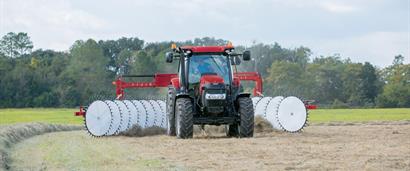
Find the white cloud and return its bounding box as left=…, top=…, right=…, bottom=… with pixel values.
left=1, top=0, right=107, bottom=50
left=320, top=1, right=358, bottom=13
left=303, top=31, right=409, bottom=67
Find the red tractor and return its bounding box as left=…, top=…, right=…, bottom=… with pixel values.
left=164, top=43, right=255, bottom=138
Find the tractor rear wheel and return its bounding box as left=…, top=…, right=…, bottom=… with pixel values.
left=166, top=87, right=176, bottom=136
left=237, top=97, right=254, bottom=138
left=175, top=98, right=193, bottom=139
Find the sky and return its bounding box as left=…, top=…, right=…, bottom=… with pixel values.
left=0, top=0, right=409, bottom=67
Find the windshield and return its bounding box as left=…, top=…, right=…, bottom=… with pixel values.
left=188, top=54, right=231, bottom=84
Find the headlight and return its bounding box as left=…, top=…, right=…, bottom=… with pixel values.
left=205, top=93, right=226, bottom=100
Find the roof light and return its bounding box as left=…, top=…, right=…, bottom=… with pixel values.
left=226, top=41, right=233, bottom=48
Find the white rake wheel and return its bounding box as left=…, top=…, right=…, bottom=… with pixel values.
left=254, top=97, right=273, bottom=117
left=132, top=100, right=147, bottom=128
left=265, top=96, right=284, bottom=130
left=105, top=100, right=121, bottom=135
left=123, top=100, right=138, bottom=126
left=149, top=100, right=162, bottom=127
left=276, top=96, right=307, bottom=132
left=251, top=96, right=262, bottom=110
left=156, top=100, right=167, bottom=128
left=85, top=100, right=112, bottom=136
left=140, top=100, right=155, bottom=128
left=156, top=100, right=166, bottom=113
left=114, top=100, right=131, bottom=132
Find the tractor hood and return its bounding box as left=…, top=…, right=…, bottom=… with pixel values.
left=199, top=74, right=224, bottom=92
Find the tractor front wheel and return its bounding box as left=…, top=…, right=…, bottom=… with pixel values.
left=237, top=97, right=254, bottom=138
left=175, top=98, right=194, bottom=139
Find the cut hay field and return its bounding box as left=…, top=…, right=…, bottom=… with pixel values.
left=1, top=108, right=409, bottom=125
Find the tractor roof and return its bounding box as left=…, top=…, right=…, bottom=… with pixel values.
left=180, top=45, right=234, bottom=53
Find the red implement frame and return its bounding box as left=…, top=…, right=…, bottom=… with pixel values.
left=112, top=72, right=263, bottom=99
left=113, top=73, right=178, bottom=100
left=233, top=72, right=263, bottom=96
left=75, top=106, right=85, bottom=116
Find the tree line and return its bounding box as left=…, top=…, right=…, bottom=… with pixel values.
left=0, top=32, right=408, bottom=108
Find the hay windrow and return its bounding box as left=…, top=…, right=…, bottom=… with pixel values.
left=119, top=125, right=166, bottom=137
left=0, top=123, right=83, bottom=171
left=254, top=116, right=274, bottom=133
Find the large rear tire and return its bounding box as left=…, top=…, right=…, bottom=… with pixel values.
left=175, top=98, right=194, bottom=139
left=166, top=87, right=176, bottom=136
left=238, top=97, right=254, bottom=138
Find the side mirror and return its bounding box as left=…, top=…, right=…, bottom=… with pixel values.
left=165, top=52, right=173, bottom=63
left=242, top=50, right=251, bottom=61
left=231, top=56, right=241, bottom=65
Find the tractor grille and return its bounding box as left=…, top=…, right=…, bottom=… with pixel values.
left=207, top=100, right=225, bottom=106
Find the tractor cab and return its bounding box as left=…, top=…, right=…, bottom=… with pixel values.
left=188, top=54, right=231, bottom=115
left=165, top=43, right=250, bottom=95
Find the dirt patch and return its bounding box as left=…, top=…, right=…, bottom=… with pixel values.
left=0, top=123, right=82, bottom=170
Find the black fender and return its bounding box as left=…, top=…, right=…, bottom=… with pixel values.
left=236, top=93, right=251, bottom=99
left=175, top=93, right=195, bottom=114
left=175, top=93, right=191, bottom=99
left=168, top=87, right=192, bottom=107
left=235, top=93, right=251, bottom=109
